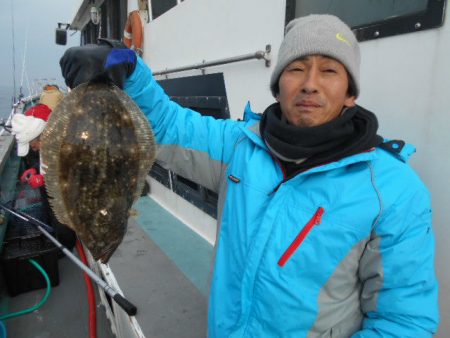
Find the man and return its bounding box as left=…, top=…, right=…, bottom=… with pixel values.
left=12, top=85, right=64, bottom=188
left=60, top=14, right=438, bottom=337
left=39, top=84, right=64, bottom=111
left=12, top=106, right=49, bottom=151
left=11, top=95, right=76, bottom=252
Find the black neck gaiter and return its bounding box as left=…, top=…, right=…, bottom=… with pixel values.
left=259, top=103, right=383, bottom=176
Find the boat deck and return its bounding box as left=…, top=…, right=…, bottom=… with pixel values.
left=1, top=253, right=115, bottom=338
left=1, top=195, right=213, bottom=337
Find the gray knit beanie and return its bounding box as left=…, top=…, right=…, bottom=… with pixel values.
left=270, top=14, right=360, bottom=97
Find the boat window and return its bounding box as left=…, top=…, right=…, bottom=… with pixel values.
left=150, top=162, right=171, bottom=189
left=151, top=0, right=177, bottom=20
left=147, top=73, right=229, bottom=219
left=79, top=0, right=127, bottom=45
left=285, top=0, right=446, bottom=41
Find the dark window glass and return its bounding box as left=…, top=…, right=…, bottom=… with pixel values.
left=286, top=0, right=446, bottom=41
left=100, top=0, right=127, bottom=40
left=83, top=21, right=100, bottom=44
left=294, top=0, right=427, bottom=27
left=149, top=74, right=228, bottom=218
left=100, top=3, right=108, bottom=38
left=151, top=0, right=177, bottom=20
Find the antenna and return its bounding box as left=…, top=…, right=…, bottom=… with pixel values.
left=10, top=0, right=17, bottom=100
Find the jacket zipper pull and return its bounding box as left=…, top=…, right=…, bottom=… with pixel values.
left=278, top=207, right=325, bottom=267
left=228, top=175, right=241, bottom=183
left=313, top=207, right=325, bottom=224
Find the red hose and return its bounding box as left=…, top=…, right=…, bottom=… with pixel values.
left=76, top=239, right=98, bottom=338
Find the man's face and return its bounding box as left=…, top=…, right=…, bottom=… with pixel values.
left=276, top=55, right=356, bottom=127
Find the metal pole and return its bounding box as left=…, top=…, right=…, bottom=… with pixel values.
left=153, top=44, right=271, bottom=76
left=0, top=203, right=137, bottom=316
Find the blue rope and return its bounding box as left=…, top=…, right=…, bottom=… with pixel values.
left=0, top=319, right=7, bottom=338
left=0, top=259, right=51, bottom=321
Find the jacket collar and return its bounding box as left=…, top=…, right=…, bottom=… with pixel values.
left=241, top=120, right=378, bottom=172
left=239, top=103, right=415, bottom=174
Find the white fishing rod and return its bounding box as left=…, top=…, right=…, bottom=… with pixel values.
left=19, top=26, right=31, bottom=98
left=0, top=203, right=138, bottom=316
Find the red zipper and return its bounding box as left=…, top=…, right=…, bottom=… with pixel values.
left=278, top=207, right=325, bottom=267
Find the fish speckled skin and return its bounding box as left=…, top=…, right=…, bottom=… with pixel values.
left=41, top=82, right=156, bottom=262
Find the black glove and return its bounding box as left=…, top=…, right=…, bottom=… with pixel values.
left=60, top=39, right=137, bottom=89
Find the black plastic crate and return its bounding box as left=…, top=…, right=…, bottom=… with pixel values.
left=6, top=203, right=50, bottom=241
left=1, top=238, right=59, bottom=296
left=1, top=203, right=59, bottom=297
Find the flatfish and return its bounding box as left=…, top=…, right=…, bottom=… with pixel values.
left=41, top=82, right=156, bottom=263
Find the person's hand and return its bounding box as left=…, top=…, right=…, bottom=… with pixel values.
left=60, top=39, right=137, bottom=89
left=20, top=168, right=45, bottom=189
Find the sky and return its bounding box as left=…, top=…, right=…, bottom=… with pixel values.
left=0, top=0, right=82, bottom=96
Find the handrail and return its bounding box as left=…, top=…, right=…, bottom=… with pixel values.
left=153, top=45, right=271, bottom=76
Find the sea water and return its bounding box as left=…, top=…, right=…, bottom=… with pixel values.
left=0, top=85, right=15, bottom=120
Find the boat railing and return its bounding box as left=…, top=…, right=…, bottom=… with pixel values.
left=0, top=94, right=40, bottom=137
left=153, top=45, right=271, bottom=77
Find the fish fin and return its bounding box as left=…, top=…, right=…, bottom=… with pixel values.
left=117, top=86, right=156, bottom=201
left=128, top=208, right=139, bottom=217
left=97, top=240, right=121, bottom=263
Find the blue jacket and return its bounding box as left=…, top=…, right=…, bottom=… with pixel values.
left=125, top=58, right=439, bottom=337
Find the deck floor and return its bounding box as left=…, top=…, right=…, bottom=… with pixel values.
left=1, top=196, right=213, bottom=337
left=2, top=253, right=115, bottom=338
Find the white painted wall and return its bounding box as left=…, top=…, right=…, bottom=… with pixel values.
left=359, top=16, right=450, bottom=338
left=134, top=0, right=449, bottom=335
left=142, top=0, right=284, bottom=117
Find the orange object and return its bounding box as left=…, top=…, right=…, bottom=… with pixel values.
left=123, top=10, right=143, bottom=56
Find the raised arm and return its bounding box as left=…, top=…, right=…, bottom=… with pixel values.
left=124, top=58, right=245, bottom=192
left=60, top=41, right=244, bottom=192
